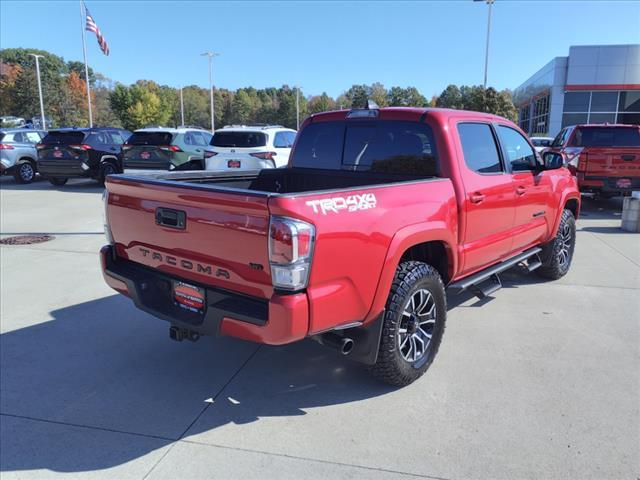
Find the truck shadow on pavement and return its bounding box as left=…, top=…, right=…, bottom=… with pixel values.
left=0, top=294, right=395, bottom=474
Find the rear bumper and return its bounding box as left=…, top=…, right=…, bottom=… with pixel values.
left=578, top=174, right=640, bottom=193
left=37, top=159, right=95, bottom=178
left=100, top=245, right=309, bottom=345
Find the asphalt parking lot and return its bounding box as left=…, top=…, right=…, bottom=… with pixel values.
left=1, top=176, right=638, bottom=480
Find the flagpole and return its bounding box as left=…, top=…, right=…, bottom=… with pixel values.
left=80, top=0, right=93, bottom=127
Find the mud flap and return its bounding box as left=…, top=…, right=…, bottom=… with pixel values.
left=343, top=313, right=385, bottom=365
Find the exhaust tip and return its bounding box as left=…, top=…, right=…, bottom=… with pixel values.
left=340, top=338, right=354, bottom=355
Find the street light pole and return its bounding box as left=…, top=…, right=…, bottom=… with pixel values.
left=201, top=52, right=220, bottom=132
left=477, top=0, right=495, bottom=89
left=179, top=86, right=185, bottom=126
left=29, top=54, right=46, bottom=130
left=296, top=86, right=300, bottom=130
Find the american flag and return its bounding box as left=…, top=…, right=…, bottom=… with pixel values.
left=84, top=3, right=109, bottom=56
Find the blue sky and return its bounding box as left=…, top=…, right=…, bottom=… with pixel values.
left=1, top=1, right=639, bottom=97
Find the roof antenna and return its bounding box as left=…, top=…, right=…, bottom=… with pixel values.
left=367, top=99, right=379, bottom=109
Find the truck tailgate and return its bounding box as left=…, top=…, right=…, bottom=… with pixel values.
left=585, top=147, right=640, bottom=178
left=106, top=177, right=273, bottom=299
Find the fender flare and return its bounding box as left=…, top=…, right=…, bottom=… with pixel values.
left=100, top=155, right=119, bottom=165
left=363, top=222, right=457, bottom=324
left=551, top=192, right=581, bottom=237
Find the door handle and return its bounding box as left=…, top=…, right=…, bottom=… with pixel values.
left=470, top=192, right=485, bottom=204
left=516, top=186, right=526, bottom=196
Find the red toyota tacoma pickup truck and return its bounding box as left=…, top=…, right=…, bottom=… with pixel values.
left=101, top=106, right=580, bottom=386
left=548, top=123, right=640, bottom=197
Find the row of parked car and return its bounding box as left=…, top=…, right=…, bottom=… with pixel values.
left=1, top=121, right=639, bottom=197
left=0, top=124, right=297, bottom=185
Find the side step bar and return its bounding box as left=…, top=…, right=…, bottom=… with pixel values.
left=447, top=247, right=542, bottom=298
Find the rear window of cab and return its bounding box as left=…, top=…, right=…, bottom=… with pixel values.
left=571, top=127, right=640, bottom=147
left=290, top=120, right=438, bottom=176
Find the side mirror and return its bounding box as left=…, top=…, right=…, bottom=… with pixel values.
left=543, top=151, right=564, bottom=170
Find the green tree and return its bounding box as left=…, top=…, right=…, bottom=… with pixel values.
left=388, top=86, right=428, bottom=107
left=435, top=84, right=517, bottom=120
left=109, top=81, right=173, bottom=130
left=343, top=84, right=369, bottom=109
left=126, top=89, right=167, bottom=129
left=231, top=89, right=254, bottom=124
left=435, top=84, right=464, bottom=110
left=308, top=92, right=335, bottom=114
left=369, top=82, right=388, bottom=107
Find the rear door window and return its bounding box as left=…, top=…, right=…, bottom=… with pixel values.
left=107, top=131, right=125, bottom=144
left=457, top=123, right=503, bottom=174
left=24, top=131, right=42, bottom=143
left=212, top=131, right=267, bottom=148
left=126, top=132, right=174, bottom=146
left=291, top=120, right=438, bottom=176
left=191, top=131, right=208, bottom=146
left=90, top=132, right=109, bottom=145
left=571, top=127, right=640, bottom=147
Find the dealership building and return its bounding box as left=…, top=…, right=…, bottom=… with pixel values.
left=513, top=44, right=640, bottom=137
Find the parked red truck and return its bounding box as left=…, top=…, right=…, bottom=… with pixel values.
left=548, top=123, right=640, bottom=197
left=101, top=106, right=580, bottom=386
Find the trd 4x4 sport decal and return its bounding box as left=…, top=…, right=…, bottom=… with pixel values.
left=306, top=193, right=377, bottom=215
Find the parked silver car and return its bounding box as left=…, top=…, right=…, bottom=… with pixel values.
left=0, top=128, right=47, bottom=183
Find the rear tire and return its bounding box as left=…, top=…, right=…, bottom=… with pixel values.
left=370, top=261, right=447, bottom=387
left=13, top=161, right=36, bottom=184
left=48, top=177, right=68, bottom=186
left=536, top=209, right=576, bottom=280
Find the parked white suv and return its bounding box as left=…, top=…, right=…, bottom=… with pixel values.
left=204, top=125, right=296, bottom=170
left=530, top=136, right=554, bottom=153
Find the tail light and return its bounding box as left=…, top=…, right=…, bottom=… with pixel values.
left=204, top=150, right=218, bottom=159
left=36, top=143, right=46, bottom=150
left=563, top=148, right=583, bottom=176
left=269, top=216, right=315, bottom=291
left=70, top=144, right=92, bottom=151
left=250, top=152, right=276, bottom=160
left=159, top=145, right=182, bottom=152
left=0, top=144, right=14, bottom=150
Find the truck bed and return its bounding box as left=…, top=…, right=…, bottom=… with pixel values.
left=115, top=167, right=433, bottom=196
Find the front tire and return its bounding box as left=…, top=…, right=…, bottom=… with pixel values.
left=48, top=177, right=68, bottom=186
left=370, top=261, right=447, bottom=387
left=13, top=161, right=36, bottom=184
left=536, top=209, right=576, bottom=280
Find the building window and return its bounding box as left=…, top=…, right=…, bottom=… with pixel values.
left=562, top=90, right=640, bottom=128
left=518, top=105, right=530, bottom=133
left=531, top=95, right=550, bottom=134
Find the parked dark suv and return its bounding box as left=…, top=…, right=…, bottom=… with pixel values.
left=37, top=127, right=131, bottom=186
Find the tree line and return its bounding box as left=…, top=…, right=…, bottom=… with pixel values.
left=1, top=48, right=517, bottom=131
